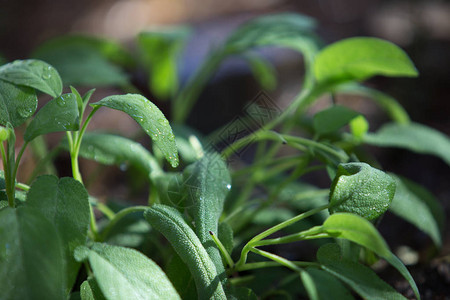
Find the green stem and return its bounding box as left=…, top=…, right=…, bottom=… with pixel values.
left=100, top=206, right=148, bottom=241
left=236, top=204, right=329, bottom=267
left=95, top=202, right=116, bottom=220
left=252, top=226, right=327, bottom=247
left=234, top=260, right=319, bottom=273
left=16, top=182, right=30, bottom=191
left=209, top=231, right=234, bottom=268
left=249, top=247, right=302, bottom=272
left=12, top=141, right=28, bottom=185
left=0, top=142, right=14, bottom=207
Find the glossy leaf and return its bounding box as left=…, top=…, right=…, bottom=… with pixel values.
left=322, top=213, right=420, bottom=299
left=26, top=175, right=90, bottom=290
left=32, top=36, right=130, bottom=87
left=306, top=268, right=354, bottom=300
left=62, top=132, right=161, bottom=177
left=184, top=152, right=231, bottom=280
left=313, top=105, right=360, bottom=135
left=0, top=207, right=65, bottom=299
left=323, top=213, right=391, bottom=257
left=0, top=59, right=62, bottom=97
left=364, top=122, right=450, bottom=166
left=92, top=94, right=179, bottom=167
left=329, top=163, right=395, bottom=220
left=0, top=80, right=37, bottom=127
left=75, top=243, right=180, bottom=300
left=144, top=204, right=227, bottom=299
left=314, top=37, right=418, bottom=84
left=24, top=93, right=79, bottom=142
left=80, top=278, right=106, bottom=300
left=389, top=174, right=443, bottom=247
left=138, top=27, right=191, bottom=100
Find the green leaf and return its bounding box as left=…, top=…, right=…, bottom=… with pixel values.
left=92, top=94, right=179, bottom=167
left=323, top=213, right=391, bottom=257
left=329, top=163, right=396, bottom=220
left=306, top=268, right=354, bottom=300
left=80, top=278, right=107, bottom=300
left=334, top=84, right=410, bottom=124
left=62, top=132, right=161, bottom=177
left=172, top=124, right=206, bottom=163
left=300, top=270, right=319, bottom=300
left=364, top=122, right=450, bottom=166
left=0, top=207, right=65, bottom=299
left=314, top=37, right=418, bottom=84
left=226, top=286, right=257, bottom=300
left=313, top=105, right=360, bottom=135
left=166, top=252, right=198, bottom=299
left=0, top=125, right=11, bottom=141
left=0, top=80, right=37, bottom=127
left=349, top=115, right=369, bottom=140
left=218, top=222, right=234, bottom=255
left=26, top=175, right=90, bottom=291
left=138, top=26, right=191, bottom=100
left=225, top=13, right=318, bottom=54
left=322, top=213, right=420, bottom=299
left=144, top=204, right=227, bottom=299
left=322, top=260, right=406, bottom=299
left=24, top=93, right=79, bottom=142
left=32, top=36, right=130, bottom=87
left=389, top=174, right=443, bottom=247
left=0, top=59, right=62, bottom=97
left=75, top=243, right=180, bottom=300
left=184, top=152, right=231, bottom=280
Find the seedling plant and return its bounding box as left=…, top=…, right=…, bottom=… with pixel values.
left=0, top=13, right=448, bottom=299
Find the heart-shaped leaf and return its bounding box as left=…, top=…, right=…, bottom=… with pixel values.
left=0, top=59, right=62, bottom=97
left=0, top=80, right=37, bottom=127
left=314, top=37, right=418, bottom=84
left=0, top=207, right=65, bottom=299
left=144, top=204, right=226, bottom=299
left=24, top=93, right=80, bottom=142
left=329, top=162, right=395, bottom=220
left=92, top=94, right=179, bottom=167
left=26, top=175, right=90, bottom=291
left=75, top=243, right=180, bottom=300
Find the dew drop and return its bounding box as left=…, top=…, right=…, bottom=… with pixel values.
left=18, top=107, right=33, bottom=118
left=226, top=184, right=231, bottom=190
left=56, top=96, right=66, bottom=107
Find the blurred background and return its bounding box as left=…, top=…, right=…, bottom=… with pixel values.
left=1, top=0, right=450, bottom=297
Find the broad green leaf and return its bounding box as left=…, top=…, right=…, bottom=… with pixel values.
left=166, top=252, right=198, bottom=299
left=24, top=93, right=79, bottom=142
left=323, top=213, right=391, bottom=257
left=0, top=207, right=65, bottom=299
left=26, top=175, right=90, bottom=291
left=0, top=59, right=62, bottom=97
left=32, top=36, right=129, bottom=87
left=306, top=268, right=354, bottom=300
left=322, top=213, right=420, bottom=299
left=329, top=163, right=395, bottom=220
left=62, top=132, right=161, bottom=177
left=243, top=53, right=277, bottom=90
left=313, top=105, right=360, bottom=135
left=80, top=278, right=106, bottom=300
left=300, top=270, right=319, bottom=300
left=389, top=175, right=443, bottom=247
left=364, top=122, right=450, bottom=166
left=138, top=26, right=191, bottom=100
left=314, top=37, right=418, bottom=84
left=92, top=94, right=179, bottom=167
left=75, top=243, right=180, bottom=300
left=321, top=260, right=405, bottom=299
left=184, top=152, right=231, bottom=281
left=0, top=80, right=37, bottom=127
left=144, top=204, right=226, bottom=299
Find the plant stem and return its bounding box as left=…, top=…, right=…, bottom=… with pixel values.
left=100, top=206, right=148, bottom=241
left=236, top=204, right=329, bottom=268
left=234, top=260, right=319, bottom=273
left=249, top=247, right=302, bottom=272
left=16, top=182, right=30, bottom=191
left=209, top=231, right=234, bottom=268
